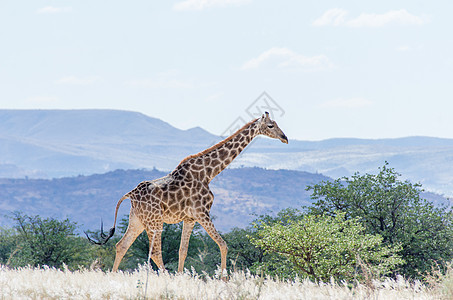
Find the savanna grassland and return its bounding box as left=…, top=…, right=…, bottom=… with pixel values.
left=2, top=265, right=450, bottom=300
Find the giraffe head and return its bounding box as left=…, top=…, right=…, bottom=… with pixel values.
left=258, top=112, right=288, bottom=144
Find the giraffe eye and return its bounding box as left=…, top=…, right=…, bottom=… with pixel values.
left=267, top=124, right=274, bottom=129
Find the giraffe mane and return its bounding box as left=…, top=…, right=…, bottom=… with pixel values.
left=177, top=117, right=260, bottom=166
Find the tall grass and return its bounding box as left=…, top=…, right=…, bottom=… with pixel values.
left=423, top=262, right=453, bottom=300
left=0, top=264, right=443, bottom=299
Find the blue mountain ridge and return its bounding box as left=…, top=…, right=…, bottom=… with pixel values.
left=0, top=168, right=330, bottom=232
left=1, top=109, right=453, bottom=197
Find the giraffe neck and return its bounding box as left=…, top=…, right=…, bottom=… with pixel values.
left=174, top=119, right=260, bottom=183
left=205, top=121, right=259, bottom=181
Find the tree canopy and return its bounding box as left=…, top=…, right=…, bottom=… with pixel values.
left=5, top=212, right=92, bottom=269
left=306, top=163, right=453, bottom=278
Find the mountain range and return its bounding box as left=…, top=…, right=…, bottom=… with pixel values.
left=1, top=109, right=453, bottom=198
left=0, top=168, right=329, bottom=232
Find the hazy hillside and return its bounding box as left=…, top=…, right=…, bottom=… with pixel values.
left=0, top=168, right=329, bottom=232
left=0, top=109, right=218, bottom=177
left=2, top=109, right=453, bottom=196
left=241, top=137, right=453, bottom=197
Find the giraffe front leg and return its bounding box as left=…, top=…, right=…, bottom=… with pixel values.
left=197, top=216, right=228, bottom=279
left=178, top=220, right=195, bottom=273
left=146, top=224, right=165, bottom=270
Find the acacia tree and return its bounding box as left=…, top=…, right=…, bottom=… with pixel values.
left=306, top=163, right=453, bottom=278
left=10, top=212, right=91, bottom=269
left=250, top=212, right=403, bottom=282
left=0, top=227, right=16, bottom=266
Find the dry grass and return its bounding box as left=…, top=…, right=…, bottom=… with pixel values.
left=423, top=262, right=453, bottom=300
left=0, top=264, right=438, bottom=299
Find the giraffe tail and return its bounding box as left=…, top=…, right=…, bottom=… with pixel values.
left=85, top=194, right=129, bottom=245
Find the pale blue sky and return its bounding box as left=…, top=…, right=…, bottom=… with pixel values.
left=1, top=1, right=452, bottom=140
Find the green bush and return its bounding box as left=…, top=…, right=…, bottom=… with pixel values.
left=7, top=212, right=92, bottom=269
left=0, top=227, right=17, bottom=266
left=251, top=212, right=403, bottom=282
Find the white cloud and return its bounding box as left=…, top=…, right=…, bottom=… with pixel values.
left=126, top=71, right=195, bottom=89
left=313, top=9, right=428, bottom=28
left=320, top=98, right=373, bottom=109
left=204, top=92, right=223, bottom=103
left=241, top=47, right=331, bottom=71
left=348, top=10, right=426, bottom=27
left=396, top=45, right=411, bottom=52
left=312, top=8, right=349, bottom=27
left=56, top=76, right=101, bottom=85
left=173, top=0, right=251, bottom=11
left=127, top=78, right=194, bottom=89
left=36, top=6, right=73, bottom=14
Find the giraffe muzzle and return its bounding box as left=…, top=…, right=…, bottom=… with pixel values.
left=280, top=134, right=288, bottom=144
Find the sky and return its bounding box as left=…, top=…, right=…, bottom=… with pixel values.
left=1, top=0, right=452, bottom=141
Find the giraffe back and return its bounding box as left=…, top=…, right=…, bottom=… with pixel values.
left=127, top=170, right=212, bottom=225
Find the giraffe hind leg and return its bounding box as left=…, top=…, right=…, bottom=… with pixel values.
left=146, top=222, right=165, bottom=270
left=112, top=210, right=144, bottom=272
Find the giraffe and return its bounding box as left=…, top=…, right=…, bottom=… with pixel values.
left=86, top=112, right=288, bottom=275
